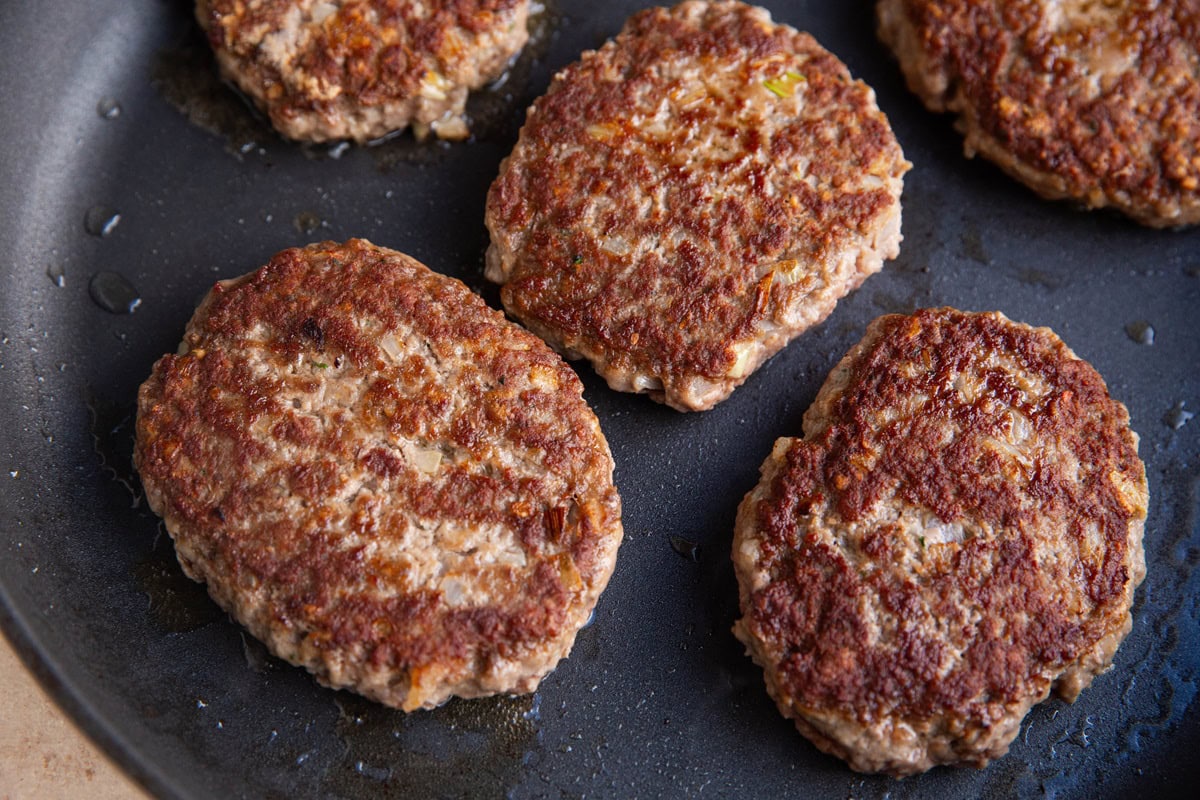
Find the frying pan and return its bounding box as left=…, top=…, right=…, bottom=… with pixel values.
left=1, top=1, right=1198, bottom=797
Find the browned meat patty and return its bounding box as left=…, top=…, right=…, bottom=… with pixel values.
left=732, top=308, right=1147, bottom=775
left=878, top=0, right=1200, bottom=227
left=135, top=239, right=623, bottom=711
left=486, top=0, right=909, bottom=412
left=196, top=0, right=531, bottom=142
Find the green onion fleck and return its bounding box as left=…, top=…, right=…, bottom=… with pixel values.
left=763, top=70, right=806, bottom=98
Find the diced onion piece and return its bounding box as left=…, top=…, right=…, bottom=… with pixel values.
left=311, top=2, right=337, bottom=23
left=632, top=374, right=663, bottom=392
left=600, top=236, right=631, bottom=256
left=528, top=364, right=559, bottom=391
left=727, top=341, right=757, bottom=379
left=587, top=122, right=621, bottom=141
left=441, top=577, right=466, bottom=607
left=419, top=71, right=451, bottom=101
left=430, top=116, right=468, bottom=140
left=923, top=520, right=965, bottom=545
left=412, top=448, right=442, bottom=474
left=772, top=259, right=807, bottom=286
left=379, top=334, right=403, bottom=361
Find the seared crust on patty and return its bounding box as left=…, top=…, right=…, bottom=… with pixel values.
left=732, top=308, right=1147, bottom=775
left=135, top=239, right=622, bottom=711
left=878, top=0, right=1200, bottom=227
left=486, top=0, right=909, bottom=411
left=196, top=0, right=530, bottom=142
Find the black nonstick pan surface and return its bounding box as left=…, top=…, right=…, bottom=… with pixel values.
left=2, top=1, right=1198, bottom=797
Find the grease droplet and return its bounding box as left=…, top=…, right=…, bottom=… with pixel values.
left=86, top=393, right=142, bottom=506
left=1069, top=715, right=1094, bottom=748
left=96, top=97, right=122, bottom=119
left=670, top=535, right=701, bottom=562
left=134, top=548, right=222, bottom=633
left=89, top=271, right=141, bottom=314
left=1125, top=321, right=1155, bottom=345
left=1016, top=268, right=1064, bottom=290
left=328, top=693, right=537, bottom=799
left=294, top=211, right=322, bottom=235
left=1163, top=402, right=1194, bottom=430
left=46, top=264, right=65, bottom=288
left=151, top=30, right=274, bottom=158
left=353, top=761, right=390, bottom=782
left=84, top=205, right=121, bottom=237
left=960, top=228, right=988, bottom=264
left=242, top=632, right=282, bottom=674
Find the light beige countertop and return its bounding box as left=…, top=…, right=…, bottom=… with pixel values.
left=0, top=632, right=152, bottom=800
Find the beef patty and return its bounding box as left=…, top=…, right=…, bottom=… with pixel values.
left=196, top=0, right=531, bottom=142
left=135, top=239, right=623, bottom=711
left=486, top=0, right=909, bottom=412
left=878, top=0, right=1200, bottom=227
left=732, top=308, right=1147, bottom=775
